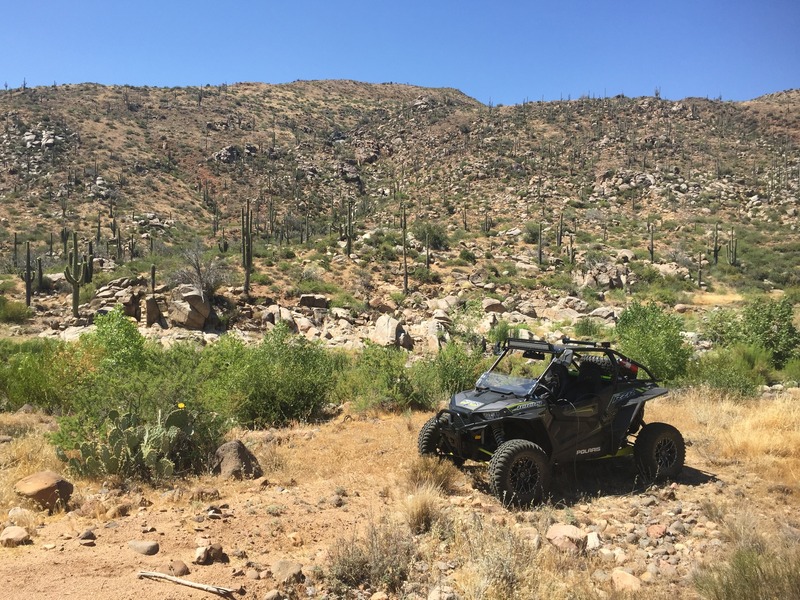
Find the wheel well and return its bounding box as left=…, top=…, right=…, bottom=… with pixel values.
left=503, top=418, right=552, bottom=456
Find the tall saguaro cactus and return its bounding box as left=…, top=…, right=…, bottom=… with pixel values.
left=242, top=198, right=253, bottom=293
left=20, top=241, right=33, bottom=306
left=64, top=232, right=91, bottom=318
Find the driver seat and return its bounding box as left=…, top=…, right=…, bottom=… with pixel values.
left=543, top=363, right=570, bottom=400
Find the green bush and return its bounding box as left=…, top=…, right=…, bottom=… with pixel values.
left=702, top=308, right=745, bottom=346
left=616, top=301, right=692, bottom=381
left=337, top=344, right=416, bottom=412
left=0, top=296, right=30, bottom=323
left=574, top=318, right=603, bottom=338
left=411, top=221, right=449, bottom=250
left=229, top=323, right=338, bottom=426
left=429, top=341, right=485, bottom=397
left=686, top=345, right=768, bottom=397
left=742, top=298, right=799, bottom=369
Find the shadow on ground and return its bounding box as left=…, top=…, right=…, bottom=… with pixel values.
left=461, top=458, right=717, bottom=508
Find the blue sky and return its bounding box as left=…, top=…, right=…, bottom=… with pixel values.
left=5, top=1, right=798, bottom=105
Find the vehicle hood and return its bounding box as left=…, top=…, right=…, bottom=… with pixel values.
left=450, top=388, right=536, bottom=414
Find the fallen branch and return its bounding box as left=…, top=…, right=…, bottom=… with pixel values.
left=137, top=571, right=240, bottom=597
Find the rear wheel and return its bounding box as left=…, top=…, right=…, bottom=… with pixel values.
left=634, top=422, right=685, bottom=481
left=489, top=439, right=550, bottom=506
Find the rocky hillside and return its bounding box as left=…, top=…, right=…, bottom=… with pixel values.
left=0, top=82, right=799, bottom=341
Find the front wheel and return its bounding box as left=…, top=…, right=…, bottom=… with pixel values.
left=417, top=416, right=464, bottom=466
left=634, top=422, right=685, bottom=481
left=488, top=439, right=550, bottom=506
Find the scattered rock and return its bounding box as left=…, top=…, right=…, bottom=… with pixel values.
left=0, top=526, right=31, bottom=547
left=611, top=568, right=642, bottom=592
left=272, top=559, right=304, bottom=584
left=157, top=560, right=190, bottom=576
left=128, top=540, right=159, bottom=555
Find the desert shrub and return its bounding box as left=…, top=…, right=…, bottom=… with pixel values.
left=411, top=221, right=449, bottom=250
left=337, top=344, right=416, bottom=412
left=229, top=323, right=338, bottom=426
left=780, top=356, right=800, bottom=383
left=0, top=296, right=30, bottom=323
left=487, top=320, right=513, bottom=345
left=523, top=221, right=540, bottom=244
left=0, top=339, right=76, bottom=412
left=410, top=265, right=441, bottom=284
left=327, top=518, right=415, bottom=593
left=402, top=484, right=444, bottom=534
left=702, top=307, right=745, bottom=346
left=616, top=301, right=691, bottom=381
left=459, top=248, right=477, bottom=264
left=686, top=345, right=768, bottom=397
left=741, top=297, right=799, bottom=369
left=573, top=317, right=602, bottom=338
left=432, top=341, right=486, bottom=395
left=169, top=243, right=230, bottom=296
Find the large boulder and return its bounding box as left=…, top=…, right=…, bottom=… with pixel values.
left=370, top=314, right=412, bottom=349
left=168, top=285, right=211, bottom=329
left=211, top=440, right=263, bottom=480
left=298, top=294, right=329, bottom=309
left=14, top=471, right=73, bottom=512
left=262, top=305, right=298, bottom=332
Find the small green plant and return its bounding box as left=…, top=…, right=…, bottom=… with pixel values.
left=573, top=317, right=603, bottom=338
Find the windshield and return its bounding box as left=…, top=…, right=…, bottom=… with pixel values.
left=475, top=371, right=538, bottom=397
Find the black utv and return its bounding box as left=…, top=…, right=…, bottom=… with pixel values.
left=418, top=337, right=685, bottom=506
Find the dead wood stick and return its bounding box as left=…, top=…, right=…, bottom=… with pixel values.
left=137, top=571, right=240, bottom=597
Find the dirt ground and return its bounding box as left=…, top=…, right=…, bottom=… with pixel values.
left=0, top=399, right=797, bottom=600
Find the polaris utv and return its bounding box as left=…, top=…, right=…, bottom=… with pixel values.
left=418, top=337, right=685, bottom=506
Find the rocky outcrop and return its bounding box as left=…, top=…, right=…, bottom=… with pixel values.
left=168, top=285, right=211, bottom=330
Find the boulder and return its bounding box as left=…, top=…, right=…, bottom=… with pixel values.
left=262, top=305, right=298, bottom=332
left=211, top=440, right=263, bottom=480
left=0, top=526, right=31, bottom=547
left=481, top=298, right=506, bottom=314
left=145, top=296, right=164, bottom=327
left=14, top=471, right=73, bottom=512
left=272, top=560, right=304, bottom=584
left=370, top=314, right=407, bottom=347
left=298, top=294, right=329, bottom=309
left=128, top=540, right=160, bottom=555
left=168, top=285, right=211, bottom=330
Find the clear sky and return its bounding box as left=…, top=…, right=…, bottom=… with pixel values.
left=4, top=0, right=799, bottom=105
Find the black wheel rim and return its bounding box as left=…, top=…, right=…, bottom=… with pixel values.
left=508, top=455, right=539, bottom=497
left=654, top=438, right=677, bottom=471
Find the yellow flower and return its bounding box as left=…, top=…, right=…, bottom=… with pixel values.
left=177, top=403, right=186, bottom=409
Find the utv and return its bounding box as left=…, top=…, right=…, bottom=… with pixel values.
left=418, top=337, right=685, bottom=506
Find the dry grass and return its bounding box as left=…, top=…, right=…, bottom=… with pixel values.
left=649, top=388, right=800, bottom=487
left=405, top=455, right=462, bottom=493
left=0, top=413, right=63, bottom=509
left=402, top=483, right=446, bottom=534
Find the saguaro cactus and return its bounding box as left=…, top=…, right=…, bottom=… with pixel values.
left=242, top=198, right=253, bottom=293
left=20, top=241, right=33, bottom=306
left=64, top=232, right=91, bottom=318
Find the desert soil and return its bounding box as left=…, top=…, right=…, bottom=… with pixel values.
left=0, top=399, right=796, bottom=600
